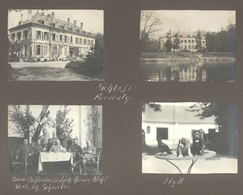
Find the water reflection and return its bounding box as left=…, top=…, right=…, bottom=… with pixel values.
left=140, top=61, right=235, bottom=82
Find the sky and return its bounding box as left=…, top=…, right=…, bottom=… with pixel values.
left=8, top=9, right=104, bottom=34
left=143, top=10, right=236, bottom=37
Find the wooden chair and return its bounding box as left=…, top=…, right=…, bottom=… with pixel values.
left=10, top=150, right=28, bottom=175
left=84, top=149, right=101, bottom=175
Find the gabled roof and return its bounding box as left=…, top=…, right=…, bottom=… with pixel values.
left=9, top=13, right=95, bottom=38
left=160, top=30, right=206, bottom=39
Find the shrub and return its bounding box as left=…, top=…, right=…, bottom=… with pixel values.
left=65, top=60, right=103, bottom=77
left=8, top=64, right=19, bottom=81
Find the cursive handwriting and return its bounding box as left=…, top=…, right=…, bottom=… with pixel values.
left=93, top=83, right=136, bottom=104
left=12, top=176, right=108, bottom=192
left=163, top=178, right=185, bottom=188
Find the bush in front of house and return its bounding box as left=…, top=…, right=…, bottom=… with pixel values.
left=65, top=60, right=103, bottom=77
left=8, top=64, right=19, bottom=81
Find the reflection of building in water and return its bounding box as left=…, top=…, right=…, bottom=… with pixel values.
left=160, top=30, right=206, bottom=52
left=147, top=62, right=207, bottom=82
left=8, top=10, right=95, bottom=61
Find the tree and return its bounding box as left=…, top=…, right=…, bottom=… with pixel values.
left=8, top=105, right=36, bottom=138
left=56, top=106, right=74, bottom=139
left=164, top=37, right=172, bottom=52
left=83, top=106, right=101, bottom=147
left=86, top=33, right=104, bottom=66
left=8, top=40, right=23, bottom=62
left=172, top=33, right=180, bottom=49
left=195, top=30, right=202, bottom=51
left=205, top=24, right=235, bottom=52
left=140, top=11, right=161, bottom=52
left=142, top=102, right=162, bottom=113
left=186, top=102, right=237, bottom=156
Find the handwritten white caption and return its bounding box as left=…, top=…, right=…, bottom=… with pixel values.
left=163, top=178, right=185, bottom=188
left=93, top=83, right=136, bottom=104
left=12, top=176, right=108, bottom=192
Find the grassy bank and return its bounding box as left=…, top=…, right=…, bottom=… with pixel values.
left=141, top=52, right=236, bottom=59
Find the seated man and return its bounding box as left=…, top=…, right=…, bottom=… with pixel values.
left=49, top=140, right=66, bottom=153
left=69, top=138, right=83, bottom=168
left=61, top=130, right=73, bottom=151
left=47, top=131, right=59, bottom=151
left=82, top=140, right=97, bottom=175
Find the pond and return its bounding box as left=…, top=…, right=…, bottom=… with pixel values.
left=140, top=60, right=235, bottom=82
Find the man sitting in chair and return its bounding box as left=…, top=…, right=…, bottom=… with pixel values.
left=47, top=131, right=60, bottom=151
left=49, top=140, right=66, bottom=153
left=69, top=138, right=83, bottom=170
left=82, top=140, right=96, bottom=175
left=15, top=139, right=31, bottom=162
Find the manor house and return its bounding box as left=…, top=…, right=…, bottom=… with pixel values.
left=160, top=30, right=206, bottom=52
left=8, top=11, right=96, bottom=61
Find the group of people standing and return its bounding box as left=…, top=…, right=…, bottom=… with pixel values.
left=14, top=128, right=97, bottom=175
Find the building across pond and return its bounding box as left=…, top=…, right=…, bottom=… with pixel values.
left=159, top=30, right=206, bottom=52
left=8, top=10, right=95, bottom=61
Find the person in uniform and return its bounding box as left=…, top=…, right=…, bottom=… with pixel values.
left=69, top=138, right=83, bottom=168
left=47, top=131, right=59, bottom=151
left=50, top=139, right=66, bottom=153
left=82, top=140, right=96, bottom=175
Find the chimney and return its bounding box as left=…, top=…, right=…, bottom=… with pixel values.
left=67, top=18, right=70, bottom=26
left=52, top=12, right=55, bottom=18
left=28, top=10, right=32, bottom=20
left=74, top=20, right=77, bottom=27
left=19, top=14, right=23, bottom=25
left=80, top=22, right=83, bottom=30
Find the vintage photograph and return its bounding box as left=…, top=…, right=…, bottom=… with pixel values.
left=142, top=102, right=237, bottom=174
left=8, top=105, right=102, bottom=175
left=8, top=9, right=104, bottom=81
left=140, top=10, right=236, bottom=82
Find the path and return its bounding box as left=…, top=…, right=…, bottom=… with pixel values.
left=10, top=61, right=102, bottom=81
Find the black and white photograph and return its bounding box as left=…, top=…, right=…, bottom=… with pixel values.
left=140, top=10, right=236, bottom=82
left=142, top=102, right=237, bottom=174
left=8, top=9, right=104, bottom=81
left=8, top=105, right=102, bottom=175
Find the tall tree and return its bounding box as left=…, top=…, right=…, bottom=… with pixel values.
left=172, top=33, right=180, bottom=49
left=83, top=106, right=101, bottom=147
left=140, top=11, right=161, bottom=52
left=186, top=102, right=237, bottom=156
left=195, top=30, right=202, bottom=51
left=56, top=106, right=74, bottom=139
left=8, top=105, right=36, bottom=138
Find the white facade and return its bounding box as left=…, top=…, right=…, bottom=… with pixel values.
left=142, top=103, right=217, bottom=148
left=9, top=12, right=95, bottom=61
left=160, top=30, right=206, bottom=52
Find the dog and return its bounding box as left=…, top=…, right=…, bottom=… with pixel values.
left=190, top=129, right=207, bottom=156
left=177, top=137, right=192, bottom=157
left=157, top=138, right=173, bottom=155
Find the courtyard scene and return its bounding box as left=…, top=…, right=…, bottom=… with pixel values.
left=140, top=10, right=236, bottom=82
left=8, top=105, right=102, bottom=175
left=142, top=102, right=237, bottom=174
left=8, top=9, right=104, bottom=81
